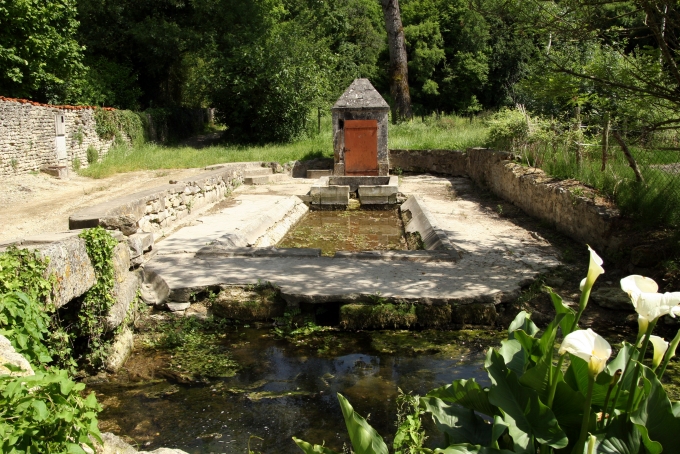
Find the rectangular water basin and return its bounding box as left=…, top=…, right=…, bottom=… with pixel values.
left=278, top=208, right=407, bottom=256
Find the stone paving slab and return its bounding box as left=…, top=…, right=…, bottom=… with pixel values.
left=146, top=174, right=562, bottom=306
left=155, top=194, right=306, bottom=254
left=145, top=251, right=555, bottom=306
left=399, top=175, right=558, bottom=261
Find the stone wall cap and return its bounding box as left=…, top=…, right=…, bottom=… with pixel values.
left=332, top=79, right=390, bottom=110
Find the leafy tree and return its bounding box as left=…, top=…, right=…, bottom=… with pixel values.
left=210, top=13, right=333, bottom=143
left=0, top=0, right=84, bottom=102
left=76, top=0, right=204, bottom=108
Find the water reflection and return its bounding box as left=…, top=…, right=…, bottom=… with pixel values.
left=91, top=328, right=489, bottom=453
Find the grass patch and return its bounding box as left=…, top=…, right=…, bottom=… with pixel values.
left=79, top=114, right=488, bottom=179
left=389, top=115, right=488, bottom=150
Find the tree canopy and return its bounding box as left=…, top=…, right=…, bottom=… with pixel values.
left=2, top=0, right=680, bottom=143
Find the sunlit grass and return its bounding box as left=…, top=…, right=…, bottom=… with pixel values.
left=389, top=115, right=488, bottom=150
left=79, top=114, right=488, bottom=179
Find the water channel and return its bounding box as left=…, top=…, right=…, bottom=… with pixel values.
left=90, top=327, right=497, bottom=453
left=277, top=208, right=407, bottom=256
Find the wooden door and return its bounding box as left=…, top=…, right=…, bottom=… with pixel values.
left=344, top=120, right=378, bottom=175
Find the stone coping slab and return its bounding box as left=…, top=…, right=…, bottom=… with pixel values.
left=333, top=250, right=458, bottom=262
left=145, top=250, right=557, bottom=306
left=155, top=195, right=307, bottom=254
left=401, top=195, right=462, bottom=258
left=196, top=246, right=321, bottom=258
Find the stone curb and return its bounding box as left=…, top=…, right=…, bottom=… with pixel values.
left=400, top=195, right=462, bottom=259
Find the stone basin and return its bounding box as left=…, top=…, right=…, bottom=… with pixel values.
left=309, top=175, right=399, bottom=206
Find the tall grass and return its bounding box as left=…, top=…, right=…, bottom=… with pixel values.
left=79, top=114, right=488, bottom=179
left=543, top=146, right=680, bottom=227
left=486, top=108, right=680, bottom=227
left=389, top=115, right=488, bottom=150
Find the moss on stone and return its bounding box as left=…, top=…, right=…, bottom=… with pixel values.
left=211, top=285, right=285, bottom=321
left=415, top=304, right=452, bottom=328
left=451, top=303, right=497, bottom=326
left=369, top=329, right=505, bottom=356
left=340, top=303, right=417, bottom=330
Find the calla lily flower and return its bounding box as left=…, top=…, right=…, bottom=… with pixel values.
left=579, top=246, right=605, bottom=294
left=620, top=275, right=680, bottom=323
left=649, top=335, right=669, bottom=369
left=559, top=328, right=612, bottom=377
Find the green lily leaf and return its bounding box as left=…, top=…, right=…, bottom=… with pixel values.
left=537, top=313, right=565, bottom=357
left=564, top=355, right=615, bottom=407
left=421, top=396, right=492, bottom=446
left=491, top=415, right=509, bottom=446
left=337, top=393, right=388, bottom=454
left=549, top=290, right=575, bottom=336
left=426, top=379, right=498, bottom=417
left=433, top=443, right=515, bottom=453
left=591, top=414, right=640, bottom=454
left=513, top=330, right=542, bottom=364
left=552, top=380, right=585, bottom=452
left=508, top=311, right=539, bottom=339
left=518, top=355, right=552, bottom=402
left=671, top=402, right=680, bottom=417
left=485, top=349, right=568, bottom=449
left=630, top=367, right=680, bottom=454
left=293, top=437, right=341, bottom=454
left=498, top=339, right=527, bottom=377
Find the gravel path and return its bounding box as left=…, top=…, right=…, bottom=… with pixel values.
left=0, top=168, right=208, bottom=243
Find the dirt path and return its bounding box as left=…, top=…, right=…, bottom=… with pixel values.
left=0, top=168, right=208, bottom=243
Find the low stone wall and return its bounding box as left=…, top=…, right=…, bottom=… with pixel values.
left=389, top=148, right=623, bottom=254
left=0, top=97, right=117, bottom=176
left=70, top=162, right=263, bottom=237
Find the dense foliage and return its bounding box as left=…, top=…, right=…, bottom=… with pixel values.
left=295, top=247, right=680, bottom=454
left=0, top=241, right=109, bottom=453
left=4, top=0, right=680, bottom=155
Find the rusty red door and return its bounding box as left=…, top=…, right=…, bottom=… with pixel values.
left=344, top=120, right=378, bottom=175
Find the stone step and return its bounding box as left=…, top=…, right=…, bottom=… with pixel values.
left=243, top=173, right=290, bottom=185
left=244, top=167, right=274, bottom=177
left=306, top=169, right=333, bottom=179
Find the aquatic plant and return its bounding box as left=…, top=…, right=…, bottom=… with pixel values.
left=294, top=246, right=680, bottom=453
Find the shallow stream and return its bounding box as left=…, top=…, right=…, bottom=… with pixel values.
left=90, top=327, right=496, bottom=453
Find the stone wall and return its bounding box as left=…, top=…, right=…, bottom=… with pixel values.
left=0, top=97, right=117, bottom=176
left=69, top=162, right=267, bottom=261
left=389, top=148, right=623, bottom=254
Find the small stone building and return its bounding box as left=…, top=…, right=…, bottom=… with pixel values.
left=332, top=79, right=390, bottom=176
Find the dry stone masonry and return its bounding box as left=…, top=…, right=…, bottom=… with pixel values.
left=0, top=97, right=118, bottom=176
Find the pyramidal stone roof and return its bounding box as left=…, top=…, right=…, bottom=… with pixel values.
left=332, top=79, right=389, bottom=110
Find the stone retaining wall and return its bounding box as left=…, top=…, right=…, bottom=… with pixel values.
left=69, top=162, right=264, bottom=243
left=0, top=97, right=117, bottom=176
left=390, top=148, right=623, bottom=254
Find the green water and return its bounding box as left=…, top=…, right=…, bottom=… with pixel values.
left=278, top=209, right=407, bottom=256
left=90, top=328, right=492, bottom=453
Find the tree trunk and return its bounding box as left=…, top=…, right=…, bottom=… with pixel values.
left=613, top=130, right=645, bottom=183
left=601, top=112, right=610, bottom=171
left=380, top=0, right=412, bottom=123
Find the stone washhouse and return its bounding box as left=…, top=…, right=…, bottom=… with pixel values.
left=332, top=78, right=390, bottom=177
left=311, top=79, right=398, bottom=207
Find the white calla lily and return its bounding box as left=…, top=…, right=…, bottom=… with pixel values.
left=579, top=246, right=604, bottom=293
left=650, top=335, right=669, bottom=369
left=620, top=275, right=680, bottom=322
left=558, top=328, right=612, bottom=377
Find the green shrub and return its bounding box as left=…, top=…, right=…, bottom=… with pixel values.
left=0, top=370, right=102, bottom=454
left=86, top=145, right=99, bottom=164
left=72, top=157, right=81, bottom=171
left=94, top=107, right=145, bottom=146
